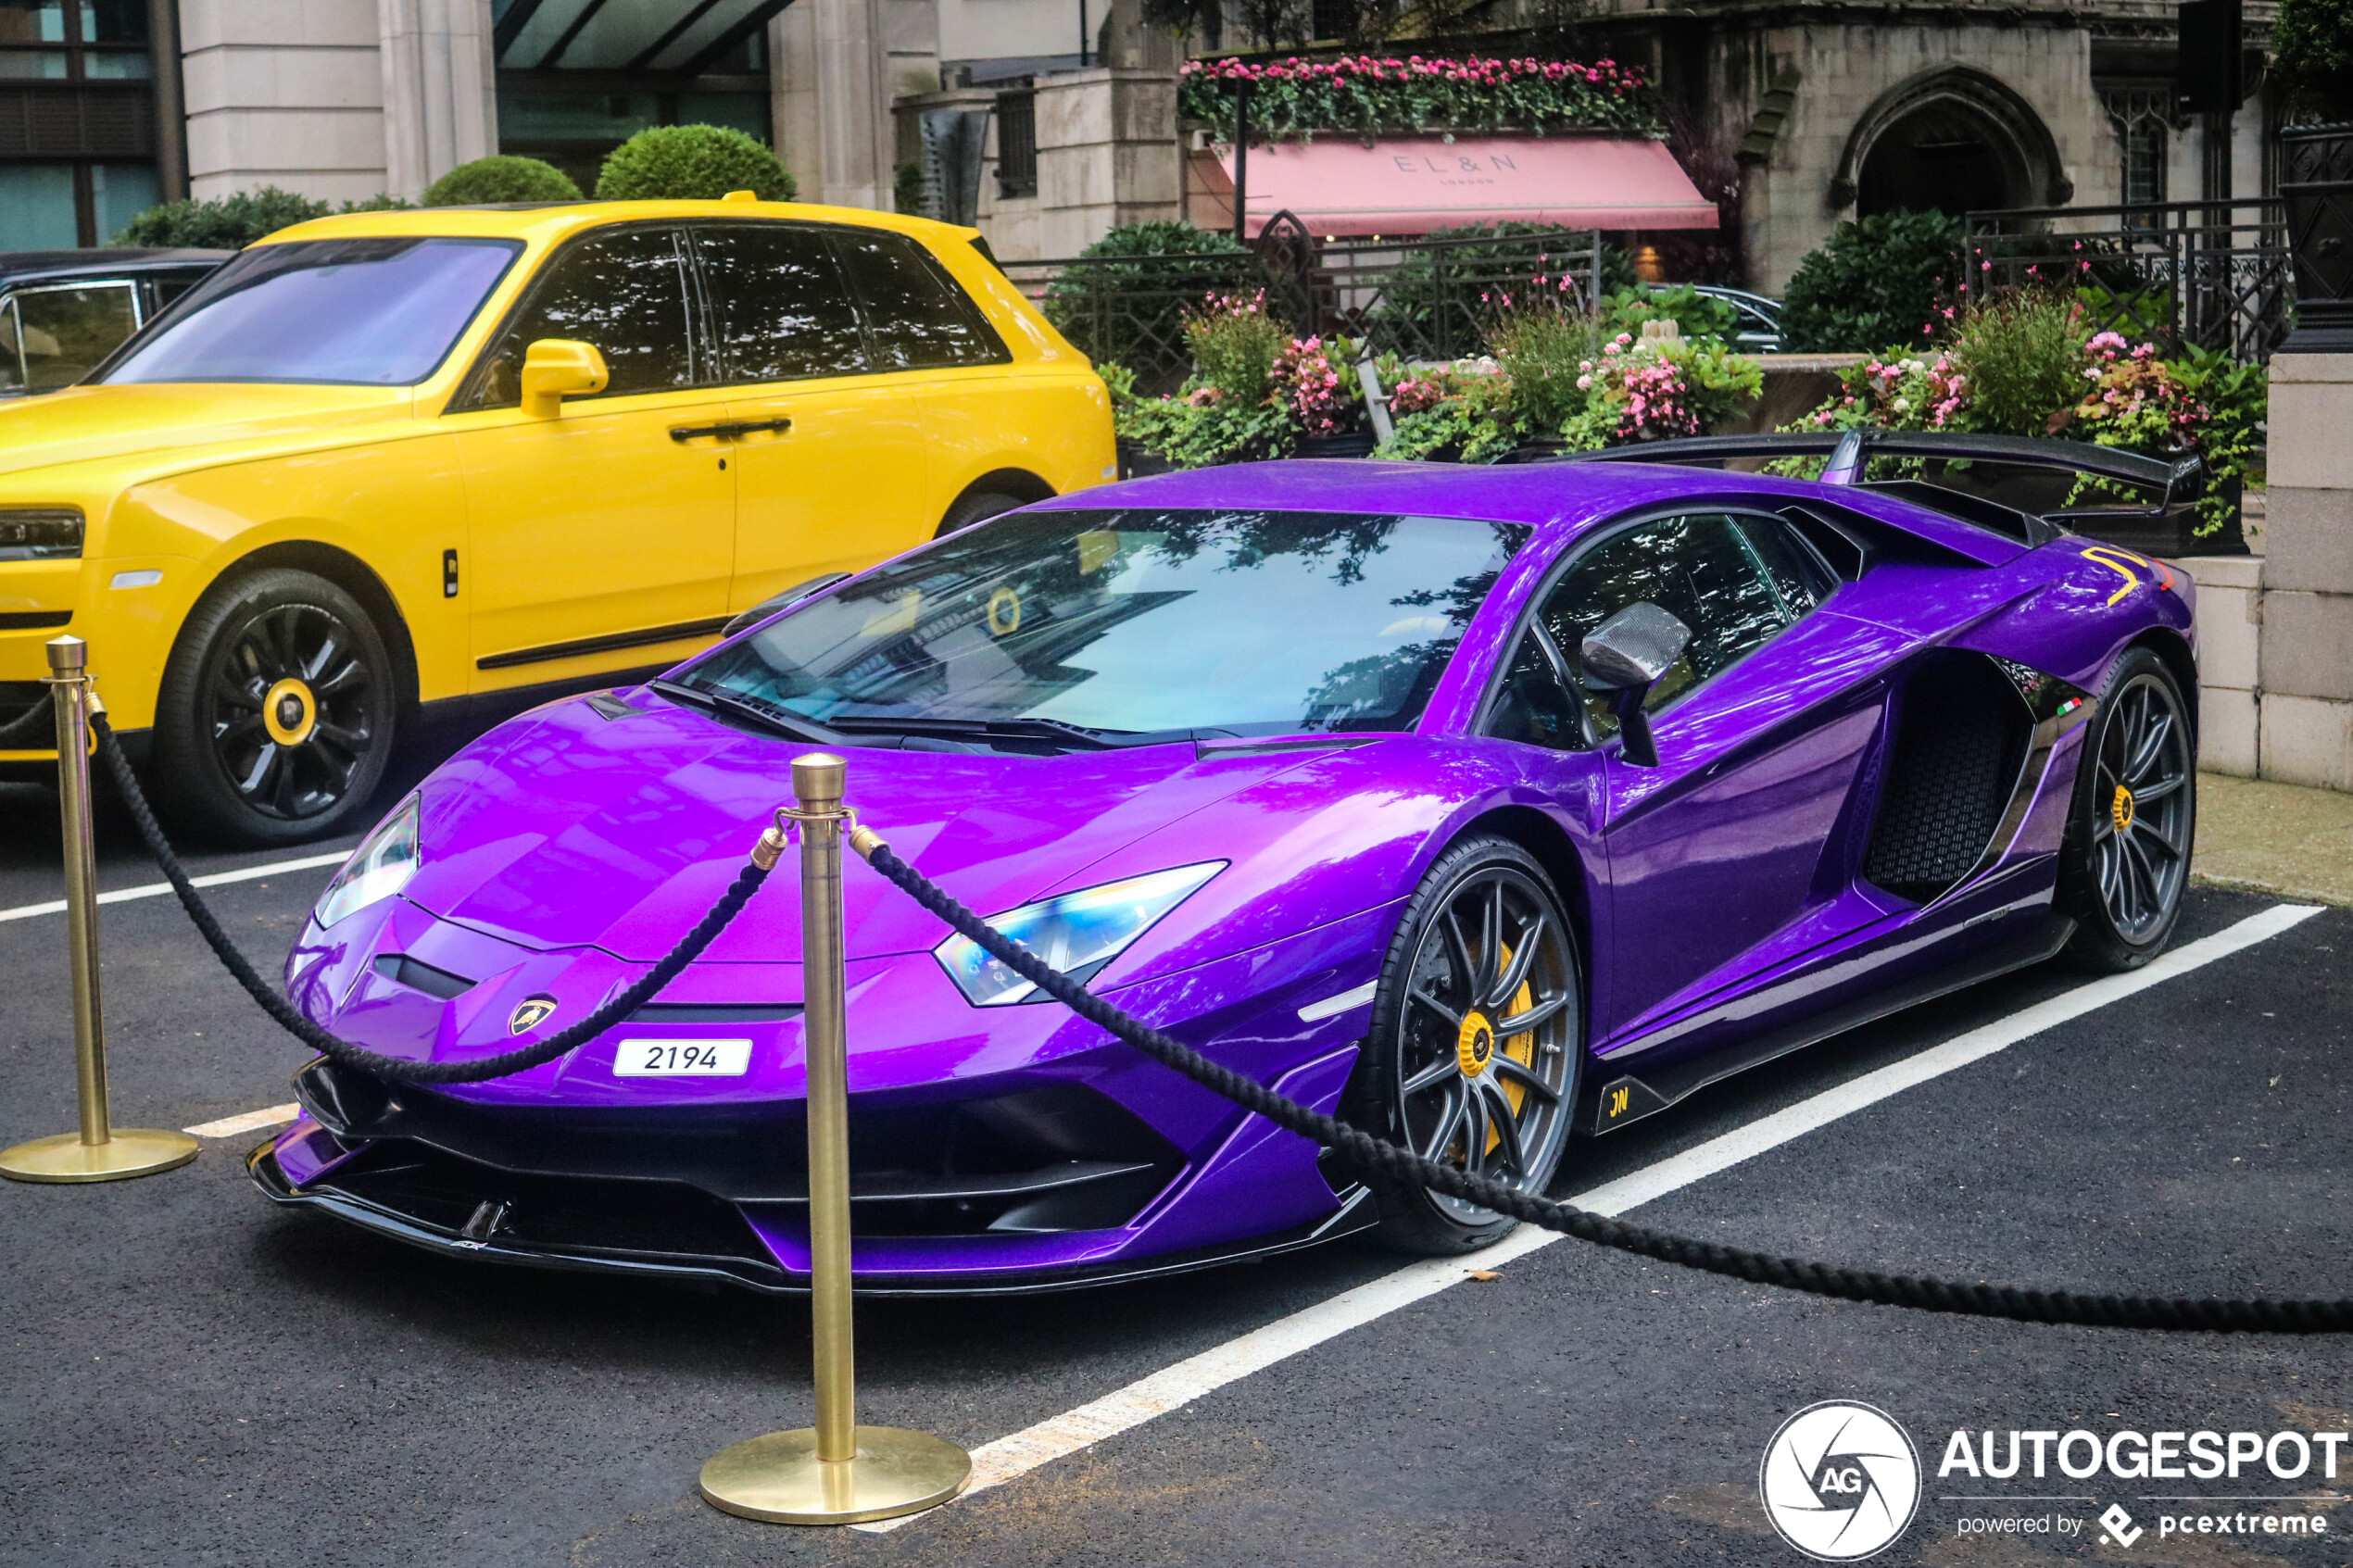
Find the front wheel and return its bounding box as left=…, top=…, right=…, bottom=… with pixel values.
left=2060, top=646, right=2195, bottom=972
left=1352, top=836, right=1583, bottom=1255
left=150, top=568, right=398, bottom=846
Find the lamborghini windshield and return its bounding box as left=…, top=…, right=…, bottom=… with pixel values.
left=673, top=508, right=1529, bottom=743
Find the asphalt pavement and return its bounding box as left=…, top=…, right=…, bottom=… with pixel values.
left=2, top=740, right=2349, bottom=1568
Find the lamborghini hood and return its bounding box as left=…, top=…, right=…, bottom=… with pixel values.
left=398, top=692, right=1328, bottom=965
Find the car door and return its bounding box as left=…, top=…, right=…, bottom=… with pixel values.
left=1535, top=511, right=1891, bottom=1042
left=825, top=226, right=1038, bottom=521
left=449, top=224, right=736, bottom=690
left=691, top=221, right=931, bottom=611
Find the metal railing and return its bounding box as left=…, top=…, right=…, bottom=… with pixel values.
left=1000, top=221, right=1604, bottom=393
left=1964, top=199, right=2290, bottom=362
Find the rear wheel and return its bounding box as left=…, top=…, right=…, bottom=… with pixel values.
left=2060, top=646, right=2195, bottom=972
left=1353, top=836, right=1582, bottom=1255
left=151, top=568, right=397, bottom=846
left=936, top=488, right=1029, bottom=538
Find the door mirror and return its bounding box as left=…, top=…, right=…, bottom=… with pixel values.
left=1579, top=601, right=1692, bottom=769
left=520, top=338, right=609, bottom=419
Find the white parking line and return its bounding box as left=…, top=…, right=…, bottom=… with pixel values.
left=184, top=1104, right=301, bottom=1139
left=0, top=850, right=349, bottom=925
left=855, top=901, right=2326, bottom=1532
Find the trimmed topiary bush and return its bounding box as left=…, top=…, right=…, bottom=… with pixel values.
left=1780, top=209, right=1964, bottom=353
left=594, top=125, right=796, bottom=203
left=111, top=185, right=332, bottom=248
left=424, top=155, right=583, bottom=207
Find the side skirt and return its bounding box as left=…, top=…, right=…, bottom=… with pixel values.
left=1579, top=909, right=2074, bottom=1135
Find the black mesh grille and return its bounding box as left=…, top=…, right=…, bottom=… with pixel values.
left=1864, top=655, right=2032, bottom=903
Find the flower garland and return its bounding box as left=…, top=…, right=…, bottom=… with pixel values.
left=1178, top=54, right=1661, bottom=139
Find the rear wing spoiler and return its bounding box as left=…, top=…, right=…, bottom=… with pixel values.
left=1544, top=429, right=2206, bottom=548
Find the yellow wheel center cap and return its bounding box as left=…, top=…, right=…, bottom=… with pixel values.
left=1456, top=1010, right=1497, bottom=1078
left=2111, top=784, right=2135, bottom=834
left=262, top=677, right=317, bottom=746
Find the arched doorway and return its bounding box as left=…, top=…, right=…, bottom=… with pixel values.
left=1857, top=102, right=2028, bottom=217
left=1832, top=68, right=2072, bottom=218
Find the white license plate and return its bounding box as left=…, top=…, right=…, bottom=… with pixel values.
left=613, top=1038, right=753, bottom=1077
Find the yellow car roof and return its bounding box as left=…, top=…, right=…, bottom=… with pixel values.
left=256, top=199, right=983, bottom=252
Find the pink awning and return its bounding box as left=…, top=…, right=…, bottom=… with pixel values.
left=1190, top=135, right=1718, bottom=237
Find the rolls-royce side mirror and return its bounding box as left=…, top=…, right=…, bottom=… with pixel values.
left=1579, top=601, right=1692, bottom=768
left=520, top=338, right=609, bottom=419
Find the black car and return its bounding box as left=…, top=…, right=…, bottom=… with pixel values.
left=0, top=248, right=229, bottom=397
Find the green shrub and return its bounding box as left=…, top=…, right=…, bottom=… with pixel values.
left=112, top=185, right=332, bottom=248
left=595, top=124, right=796, bottom=202
left=1042, top=222, right=1259, bottom=389
left=423, top=155, right=582, bottom=207
left=1184, top=291, right=1290, bottom=404
left=1489, top=309, right=1599, bottom=433
left=2274, top=0, right=2353, bottom=118
left=1948, top=289, right=2086, bottom=435
left=1600, top=283, right=1742, bottom=344
left=1780, top=210, right=1963, bottom=352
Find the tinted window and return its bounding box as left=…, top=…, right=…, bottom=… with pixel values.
left=830, top=230, right=1009, bottom=370
left=1735, top=515, right=1835, bottom=617
left=11, top=282, right=137, bottom=393
left=1485, top=628, right=1586, bottom=750
left=697, top=223, right=867, bottom=383
left=103, top=238, right=519, bottom=386
left=1537, top=513, right=1792, bottom=734
left=469, top=227, right=696, bottom=408
left=677, top=508, right=1529, bottom=741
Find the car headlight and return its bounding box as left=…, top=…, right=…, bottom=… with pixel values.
left=0, top=508, right=83, bottom=561
left=313, top=796, right=420, bottom=928
left=934, top=862, right=1225, bottom=1007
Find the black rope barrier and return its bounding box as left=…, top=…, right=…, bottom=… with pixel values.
left=80, top=706, right=2353, bottom=1332
left=852, top=834, right=2353, bottom=1335
left=90, top=715, right=774, bottom=1087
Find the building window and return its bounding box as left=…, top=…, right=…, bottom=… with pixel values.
left=0, top=0, right=159, bottom=245
left=996, top=88, right=1036, bottom=200
left=2102, top=88, right=2174, bottom=218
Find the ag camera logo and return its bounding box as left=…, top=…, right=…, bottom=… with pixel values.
left=1759, top=1401, right=1923, bottom=1561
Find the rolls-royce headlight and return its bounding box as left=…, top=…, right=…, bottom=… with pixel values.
left=0, top=508, right=83, bottom=560
left=313, top=796, right=420, bottom=927
left=934, top=862, right=1225, bottom=1006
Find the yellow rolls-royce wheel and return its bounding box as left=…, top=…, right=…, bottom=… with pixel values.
left=151, top=568, right=398, bottom=847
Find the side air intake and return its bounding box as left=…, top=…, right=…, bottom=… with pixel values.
left=1863, top=654, right=2033, bottom=905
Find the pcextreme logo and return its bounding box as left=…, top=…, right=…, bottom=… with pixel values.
left=1759, top=1401, right=1924, bottom=1561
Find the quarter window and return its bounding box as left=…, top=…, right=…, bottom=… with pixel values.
left=469, top=227, right=697, bottom=408
left=1485, top=627, right=1587, bottom=751
left=829, top=229, right=1009, bottom=370
left=695, top=223, right=868, bottom=383
left=1536, top=512, right=1813, bottom=735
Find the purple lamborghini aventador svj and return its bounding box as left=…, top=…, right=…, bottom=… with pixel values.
left=256, top=437, right=2199, bottom=1293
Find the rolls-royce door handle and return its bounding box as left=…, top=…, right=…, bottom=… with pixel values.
left=668, top=418, right=793, bottom=443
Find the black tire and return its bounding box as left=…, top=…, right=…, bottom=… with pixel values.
left=150, top=567, right=397, bottom=847
left=1350, top=835, right=1584, bottom=1255
left=936, top=488, right=1029, bottom=538
left=2059, top=646, right=2196, bottom=972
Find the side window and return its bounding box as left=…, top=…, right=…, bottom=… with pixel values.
left=467, top=227, right=696, bottom=408
left=16, top=282, right=139, bottom=393
left=1485, top=627, right=1588, bottom=751
left=0, top=299, right=22, bottom=395
left=1733, top=515, right=1836, bottom=617
left=829, top=229, right=1010, bottom=370
left=694, top=223, right=868, bottom=383
left=1536, top=513, right=1793, bottom=734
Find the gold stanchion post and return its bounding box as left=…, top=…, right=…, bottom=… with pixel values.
left=699, top=753, right=970, bottom=1524
left=0, top=635, right=198, bottom=1183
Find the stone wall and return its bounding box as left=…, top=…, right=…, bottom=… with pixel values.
left=178, top=0, right=493, bottom=204
left=2255, top=354, right=2353, bottom=790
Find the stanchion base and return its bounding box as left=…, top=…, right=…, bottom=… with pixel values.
left=700, top=1425, right=971, bottom=1524
left=0, top=1129, right=199, bottom=1184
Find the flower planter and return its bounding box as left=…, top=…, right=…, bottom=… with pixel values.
left=2281, top=122, right=2353, bottom=353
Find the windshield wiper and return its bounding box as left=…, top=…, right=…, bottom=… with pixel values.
left=650, top=680, right=848, bottom=747
left=823, top=715, right=1215, bottom=751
